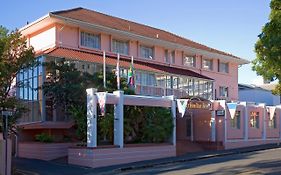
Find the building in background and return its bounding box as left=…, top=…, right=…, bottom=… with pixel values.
left=239, top=84, right=281, bottom=106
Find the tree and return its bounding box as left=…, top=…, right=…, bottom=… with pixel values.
left=0, top=26, right=35, bottom=132
left=253, top=0, right=281, bottom=94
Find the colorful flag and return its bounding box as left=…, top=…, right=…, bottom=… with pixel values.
left=127, top=56, right=135, bottom=88
left=177, top=99, right=188, bottom=117
left=227, top=102, right=237, bottom=119
left=116, top=53, right=120, bottom=90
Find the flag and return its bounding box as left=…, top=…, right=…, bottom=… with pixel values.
left=127, top=56, right=135, bottom=88
left=177, top=99, right=188, bottom=117
left=268, top=107, right=276, bottom=120
left=227, top=102, right=237, bottom=119
left=116, top=53, right=120, bottom=90
left=96, top=92, right=107, bottom=116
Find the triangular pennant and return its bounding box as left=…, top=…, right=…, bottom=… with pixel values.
left=268, top=107, right=276, bottom=120
left=96, top=92, right=107, bottom=116
left=177, top=99, right=188, bottom=117
left=227, top=103, right=237, bottom=119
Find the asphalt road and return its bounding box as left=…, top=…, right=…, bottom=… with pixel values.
left=114, top=148, right=281, bottom=175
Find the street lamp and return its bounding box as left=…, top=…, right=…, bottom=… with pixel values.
left=1, top=110, right=13, bottom=175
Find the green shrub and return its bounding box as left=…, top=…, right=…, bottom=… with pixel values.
left=35, top=133, right=53, bottom=143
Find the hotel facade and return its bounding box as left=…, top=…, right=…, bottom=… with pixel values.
left=18, top=7, right=248, bottom=123
left=15, top=8, right=281, bottom=167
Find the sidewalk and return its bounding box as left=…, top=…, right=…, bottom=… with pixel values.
left=13, top=143, right=281, bottom=175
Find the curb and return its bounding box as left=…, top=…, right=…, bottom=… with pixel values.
left=116, top=144, right=281, bottom=172
left=14, top=169, right=40, bottom=175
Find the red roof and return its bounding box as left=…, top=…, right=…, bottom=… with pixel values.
left=45, top=47, right=212, bottom=80
left=51, top=7, right=241, bottom=60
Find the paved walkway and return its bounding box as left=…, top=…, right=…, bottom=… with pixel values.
left=13, top=143, right=281, bottom=175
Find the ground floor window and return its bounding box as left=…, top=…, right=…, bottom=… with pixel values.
left=268, top=112, right=277, bottom=129
left=250, top=112, right=259, bottom=128
left=230, top=111, right=241, bottom=129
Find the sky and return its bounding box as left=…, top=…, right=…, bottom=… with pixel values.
left=0, top=0, right=271, bottom=85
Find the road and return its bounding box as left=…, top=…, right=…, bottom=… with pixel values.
left=115, top=148, right=281, bottom=175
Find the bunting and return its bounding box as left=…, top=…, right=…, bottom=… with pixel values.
left=177, top=99, right=189, bottom=117
left=96, top=92, right=107, bottom=116
left=227, top=102, right=237, bottom=119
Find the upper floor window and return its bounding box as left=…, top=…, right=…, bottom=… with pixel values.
left=80, top=31, right=100, bottom=49
left=112, top=39, right=129, bottom=55
left=219, top=86, right=228, bottom=98
left=219, top=62, right=229, bottom=73
left=165, top=50, right=175, bottom=64
left=268, top=112, right=277, bottom=129
left=140, top=45, right=154, bottom=59
left=250, top=112, right=259, bottom=128
left=231, top=111, right=241, bottom=129
left=202, top=59, right=213, bottom=70
left=183, top=55, right=196, bottom=67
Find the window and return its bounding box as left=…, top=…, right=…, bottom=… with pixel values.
left=250, top=112, right=259, bottom=128
left=202, top=59, right=213, bottom=70
left=183, top=55, right=196, bottom=67
left=171, top=51, right=175, bottom=64
left=268, top=112, right=277, bottom=129
left=231, top=111, right=241, bottom=129
left=165, top=50, right=169, bottom=63
left=112, top=39, right=129, bottom=55
left=140, top=45, right=154, bottom=59
left=80, top=31, right=100, bottom=49
left=219, top=86, right=228, bottom=97
left=219, top=62, right=229, bottom=73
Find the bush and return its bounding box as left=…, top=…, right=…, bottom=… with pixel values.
left=35, top=133, right=53, bottom=143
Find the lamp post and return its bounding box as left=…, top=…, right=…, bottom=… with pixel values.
left=2, top=110, right=13, bottom=175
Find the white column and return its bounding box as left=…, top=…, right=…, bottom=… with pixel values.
left=259, top=103, right=267, bottom=140
left=211, top=110, right=216, bottom=142
left=241, top=102, right=248, bottom=141
left=222, top=101, right=227, bottom=143
left=86, top=88, right=97, bottom=148
left=113, top=90, right=124, bottom=148
left=171, top=96, right=176, bottom=146
left=277, top=106, right=281, bottom=141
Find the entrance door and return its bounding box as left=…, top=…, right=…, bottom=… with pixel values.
left=176, top=112, right=193, bottom=141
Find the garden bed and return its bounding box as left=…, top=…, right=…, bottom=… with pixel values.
left=18, top=142, right=75, bottom=160
left=68, top=143, right=176, bottom=168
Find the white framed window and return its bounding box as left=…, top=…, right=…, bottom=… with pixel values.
left=112, top=39, right=129, bottom=55
left=183, top=55, right=196, bottom=67
left=140, top=45, right=154, bottom=59
left=219, top=62, right=229, bottom=73
left=231, top=111, right=241, bottom=129
left=80, top=31, right=100, bottom=49
left=219, top=86, right=228, bottom=97
left=202, top=59, right=213, bottom=70
left=250, top=112, right=259, bottom=128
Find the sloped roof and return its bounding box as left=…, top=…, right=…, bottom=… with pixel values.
left=50, top=7, right=244, bottom=61
left=43, top=47, right=212, bottom=80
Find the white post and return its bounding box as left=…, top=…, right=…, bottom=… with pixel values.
left=168, top=96, right=176, bottom=146
left=241, top=102, right=248, bottom=141
left=211, top=110, right=216, bottom=142
left=103, top=51, right=106, bottom=88
left=113, top=90, right=124, bottom=148
left=223, top=101, right=227, bottom=143
left=259, top=103, right=267, bottom=141
left=86, top=88, right=97, bottom=148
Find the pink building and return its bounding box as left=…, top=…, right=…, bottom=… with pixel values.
left=15, top=8, right=281, bottom=166
left=18, top=7, right=249, bottom=124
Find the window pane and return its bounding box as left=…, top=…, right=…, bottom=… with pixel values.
left=202, top=59, right=213, bottom=70
left=140, top=45, right=153, bottom=59
left=112, top=39, right=129, bottom=55
left=183, top=55, right=196, bottom=67
left=80, top=32, right=100, bottom=49
left=219, top=62, right=229, bottom=73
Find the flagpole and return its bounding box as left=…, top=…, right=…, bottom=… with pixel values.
left=103, top=50, right=106, bottom=88
left=117, top=53, right=120, bottom=90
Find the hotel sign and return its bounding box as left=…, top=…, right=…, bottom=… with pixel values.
left=187, top=100, right=212, bottom=110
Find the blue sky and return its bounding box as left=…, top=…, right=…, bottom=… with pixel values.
left=0, top=0, right=271, bottom=84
